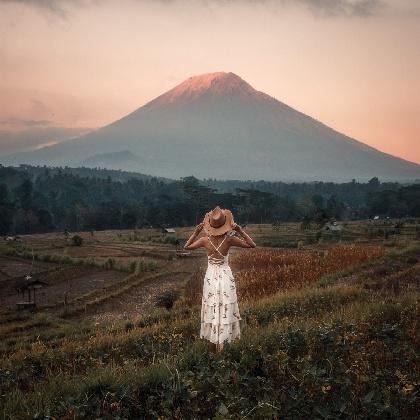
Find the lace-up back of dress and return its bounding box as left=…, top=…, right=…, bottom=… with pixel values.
left=207, top=234, right=229, bottom=265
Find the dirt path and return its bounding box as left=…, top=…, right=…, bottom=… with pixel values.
left=87, top=271, right=192, bottom=325
left=85, top=250, right=245, bottom=325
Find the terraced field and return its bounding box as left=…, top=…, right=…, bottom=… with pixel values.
left=0, top=220, right=419, bottom=418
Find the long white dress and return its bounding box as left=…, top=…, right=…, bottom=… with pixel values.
left=200, top=234, right=242, bottom=345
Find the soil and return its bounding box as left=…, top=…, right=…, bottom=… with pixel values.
left=0, top=265, right=126, bottom=313
left=86, top=271, right=191, bottom=325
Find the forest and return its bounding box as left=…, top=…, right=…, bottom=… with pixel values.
left=0, top=164, right=419, bottom=235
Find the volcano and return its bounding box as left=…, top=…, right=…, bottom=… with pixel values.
left=2, top=71, right=419, bottom=182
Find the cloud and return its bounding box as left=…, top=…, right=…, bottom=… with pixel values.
left=295, top=0, right=385, bottom=17
left=0, top=0, right=387, bottom=18
left=0, top=118, right=53, bottom=128
left=209, top=0, right=385, bottom=17
left=0, top=0, right=97, bottom=17
left=0, top=126, right=92, bottom=155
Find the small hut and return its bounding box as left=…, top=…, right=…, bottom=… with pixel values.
left=162, top=227, right=176, bottom=234
left=14, top=275, right=48, bottom=310
left=323, top=221, right=343, bottom=232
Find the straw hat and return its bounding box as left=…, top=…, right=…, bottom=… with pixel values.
left=203, top=206, right=234, bottom=236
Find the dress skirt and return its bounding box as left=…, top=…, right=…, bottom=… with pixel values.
left=200, top=257, right=241, bottom=345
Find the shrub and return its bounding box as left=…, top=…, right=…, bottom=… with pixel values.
left=71, top=235, right=83, bottom=246
left=104, top=258, right=115, bottom=270
left=135, top=260, right=159, bottom=273
left=155, top=289, right=180, bottom=310
left=125, top=321, right=135, bottom=331
left=163, top=235, right=178, bottom=245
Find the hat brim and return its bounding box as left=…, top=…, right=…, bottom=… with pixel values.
left=203, top=209, right=234, bottom=235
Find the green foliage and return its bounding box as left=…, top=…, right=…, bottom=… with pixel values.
left=0, top=229, right=418, bottom=418
left=155, top=289, right=180, bottom=310
left=71, top=234, right=83, bottom=246
left=1, top=164, right=418, bottom=235
left=135, top=260, right=159, bottom=273
left=1, top=297, right=417, bottom=418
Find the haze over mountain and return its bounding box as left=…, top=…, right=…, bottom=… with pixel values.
left=2, top=72, right=419, bottom=182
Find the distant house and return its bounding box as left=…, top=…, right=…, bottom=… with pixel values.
left=162, top=228, right=176, bottom=234
left=373, top=215, right=380, bottom=220
left=323, top=221, right=342, bottom=232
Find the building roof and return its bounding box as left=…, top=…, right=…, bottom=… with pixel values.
left=163, top=228, right=176, bottom=233
left=13, top=277, right=48, bottom=290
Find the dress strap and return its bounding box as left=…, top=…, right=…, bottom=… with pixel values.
left=208, top=233, right=228, bottom=256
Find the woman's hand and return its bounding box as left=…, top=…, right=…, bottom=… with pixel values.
left=194, top=222, right=204, bottom=233
left=232, top=222, right=242, bottom=232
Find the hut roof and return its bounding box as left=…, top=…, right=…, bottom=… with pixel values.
left=12, top=277, right=48, bottom=290
left=163, top=228, right=176, bottom=233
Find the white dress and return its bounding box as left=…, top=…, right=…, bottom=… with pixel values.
left=200, top=234, right=242, bottom=345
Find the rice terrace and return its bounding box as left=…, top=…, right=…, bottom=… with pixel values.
left=0, top=220, right=418, bottom=418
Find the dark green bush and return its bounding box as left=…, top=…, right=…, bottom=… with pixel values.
left=155, top=289, right=180, bottom=310
left=71, top=235, right=83, bottom=246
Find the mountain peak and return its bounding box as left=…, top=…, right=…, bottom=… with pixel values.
left=144, top=71, right=262, bottom=109
left=179, top=71, right=251, bottom=91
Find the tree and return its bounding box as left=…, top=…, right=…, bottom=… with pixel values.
left=181, top=176, right=215, bottom=225
left=36, top=209, right=53, bottom=231
left=16, top=179, right=33, bottom=211
left=0, top=183, right=8, bottom=205
left=311, top=194, right=324, bottom=210
left=326, top=195, right=345, bottom=219
left=368, top=177, right=380, bottom=189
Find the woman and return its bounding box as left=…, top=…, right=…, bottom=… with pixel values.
left=184, top=206, right=256, bottom=352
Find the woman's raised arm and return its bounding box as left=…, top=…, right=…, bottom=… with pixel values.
left=230, top=223, right=256, bottom=248
left=184, top=222, right=206, bottom=250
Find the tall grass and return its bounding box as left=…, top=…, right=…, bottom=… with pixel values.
left=232, top=244, right=383, bottom=300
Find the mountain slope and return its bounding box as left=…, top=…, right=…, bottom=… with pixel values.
left=2, top=72, right=419, bottom=182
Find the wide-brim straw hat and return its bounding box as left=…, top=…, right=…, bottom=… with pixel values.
left=203, top=206, right=234, bottom=236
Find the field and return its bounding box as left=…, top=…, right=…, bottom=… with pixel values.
left=0, top=220, right=419, bottom=418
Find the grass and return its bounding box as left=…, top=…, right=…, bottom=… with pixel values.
left=0, top=233, right=418, bottom=418
left=1, top=292, right=417, bottom=418
left=4, top=245, right=161, bottom=273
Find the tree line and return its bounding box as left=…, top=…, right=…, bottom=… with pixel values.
left=0, top=165, right=418, bottom=235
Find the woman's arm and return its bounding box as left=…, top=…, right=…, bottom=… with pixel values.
left=230, top=223, right=257, bottom=248
left=184, top=222, right=206, bottom=250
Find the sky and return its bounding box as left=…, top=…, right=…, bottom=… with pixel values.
left=0, top=0, right=419, bottom=162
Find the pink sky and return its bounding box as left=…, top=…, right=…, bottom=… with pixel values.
left=0, top=0, right=419, bottom=163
